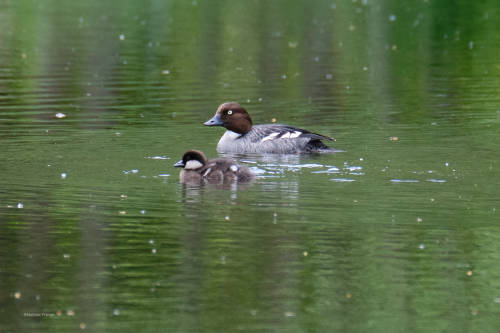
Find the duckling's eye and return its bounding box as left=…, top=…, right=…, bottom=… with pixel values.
left=227, top=110, right=233, bottom=115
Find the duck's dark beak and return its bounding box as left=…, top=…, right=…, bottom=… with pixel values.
left=174, top=160, right=185, bottom=168
left=204, top=114, right=223, bottom=126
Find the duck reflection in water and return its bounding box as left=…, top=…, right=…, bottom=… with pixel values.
left=174, top=150, right=255, bottom=186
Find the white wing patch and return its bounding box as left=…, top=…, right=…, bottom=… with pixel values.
left=203, top=168, right=212, bottom=177
left=230, top=165, right=239, bottom=172
left=261, top=132, right=280, bottom=142
left=280, top=130, right=302, bottom=139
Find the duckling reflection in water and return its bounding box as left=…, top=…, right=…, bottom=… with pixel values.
left=174, top=150, right=254, bottom=184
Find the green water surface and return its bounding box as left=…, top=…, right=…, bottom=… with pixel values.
left=1, top=0, right=500, bottom=332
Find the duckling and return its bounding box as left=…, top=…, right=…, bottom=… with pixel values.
left=174, top=150, right=254, bottom=184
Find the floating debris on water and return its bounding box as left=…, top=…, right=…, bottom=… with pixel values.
left=61, top=173, right=67, bottom=179
left=162, top=69, right=170, bottom=75
left=119, top=34, right=125, bottom=40
left=55, top=112, right=66, bottom=119
left=113, top=309, right=120, bottom=316
left=390, top=136, right=399, bottom=141
left=17, top=203, right=24, bottom=209
left=14, top=292, right=21, bottom=299
left=284, top=311, right=296, bottom=317
left=151, top=249, right=157, bottom=254
left=466, top=270, right=473, bottom=276
left=158, top=174, right=170, bottom=177
left=418, top=244, right=425, bottom=250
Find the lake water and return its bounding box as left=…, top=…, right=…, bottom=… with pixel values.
left=1, top=0, right=500, bottom=332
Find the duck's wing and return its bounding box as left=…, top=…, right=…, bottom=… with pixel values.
left=248, top=124, right=333, bottom=143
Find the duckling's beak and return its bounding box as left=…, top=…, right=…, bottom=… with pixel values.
left=174, top=160, right=185, bottom=168
left=204, top=114, right=223, bottom=126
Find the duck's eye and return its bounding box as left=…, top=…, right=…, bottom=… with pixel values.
left=227, top=110, right=233, bottom=115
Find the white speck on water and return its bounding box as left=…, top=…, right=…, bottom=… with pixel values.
left=494, top=298, right=500, bottom=303
left=61, top=173, right=67, bottom=179
left=427, top=179, right=447, bottom=183
left=469, top=41, right=474, bottom=49
left=391, top=179, right=419, bottom=183
left=55, top=112, right=66, bottom=119
left=158, top=174, right=170, bottom=177
left=273, top=212, right=278, bottom=224
left=258, top=97, right=263, bottom=102
left=419, top=244, right=425, bottom=250
left=131, top=169, right=138, bottom=174
left=346, top=85, right=350, bottom=90
left=225, top=216, right=230, bottom=221
left=389, top=14, right=396, bottom=21
left=331, top=178, right=355, bottom=182
left=141, top=210, right=146, bottom=215
left=63, top=254, right=70, bottom=259
left=346, top=166, right=363, bottom=172
left=445, top=162, right=449, bottom=167
left=247, top=99, right=251, bottom=103
left=363, top=66, right=368, bottom=71
left=281, top=74, right=287, bottom=79
left=284, top=311, right=296, bottom=317
left=152, top=249, right=157, bottom=254
left=431, top=122, right=437, bottom=126
left=325, top=73, right=333, bottom=80
left=113, top=309, right=120, bottom=316
left=115, top=132, right=121, bottom=136
left=149, top=239, right=154, bottom=244
left=79, top=17, right=84, bottom=23
left=123, top=60, right=127, bottom=65
left=148, top=41, right=153, bottom=47
left=162, top=69, right=170, bottom=75
left=312, top=166, right=340, bottom=174
left=119, top=34, right=125, bottom=40
left=360, top=157, right=364, bottom=161
left=221, top=255, right=226, bottom=264
left=17, top=203, right=24, bottom=209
